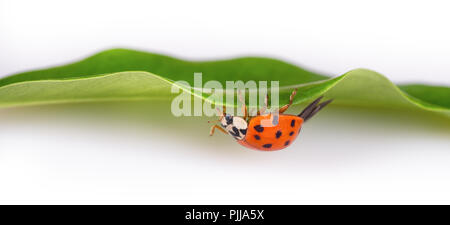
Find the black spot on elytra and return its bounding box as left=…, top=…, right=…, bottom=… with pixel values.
left=272, top=115, right=279, bottom=126
left=240, top=129, right=247, bottom=135
left=289, top=131, right=294, bottom=136
left=275, top=130, right=282, bottom=138
left=284, top=140, right=290, bottom=146
left=262, top=144, right=272, bottom=148
left=290, top=119, right=295, bottom=127
left=254, top=125, right=264, bottom=132
left=254, top=135, right=260, bottom=140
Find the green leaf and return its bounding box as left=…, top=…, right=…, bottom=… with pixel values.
left=0, top=48, right=449, bottom=118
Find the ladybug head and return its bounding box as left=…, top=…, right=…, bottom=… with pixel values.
left=220, top=114, right=248, bottom=140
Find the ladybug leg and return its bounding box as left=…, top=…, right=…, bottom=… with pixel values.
left=279, top=88, right=297, bottom=114
left=237, top=90, right=248, bottom=120
left=210, top=124, right=227, bottom=136
left=258, top=93, right=268, bottom=115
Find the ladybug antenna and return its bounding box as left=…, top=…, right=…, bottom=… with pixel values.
left=298, top=96, right=333, bottom=122
left=207, top=107, right=225, bottom=124
left=217, top=106, right=225, bottom=118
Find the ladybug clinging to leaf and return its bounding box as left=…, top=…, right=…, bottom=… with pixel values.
left=209, top=89, right=333, bottom=151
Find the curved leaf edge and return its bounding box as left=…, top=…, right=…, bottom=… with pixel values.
left=0, top=69, right=449, bottom=118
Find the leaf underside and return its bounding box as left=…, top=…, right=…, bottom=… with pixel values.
left=0, top=48, right=449, bottom=118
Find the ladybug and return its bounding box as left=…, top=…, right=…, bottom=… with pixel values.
left=209, top=89, right=333, bottom=151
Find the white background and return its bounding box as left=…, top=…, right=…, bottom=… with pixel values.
left=0, top=0, right=449, bottom=204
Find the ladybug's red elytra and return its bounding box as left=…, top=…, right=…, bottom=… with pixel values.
left=209, top=89, right=333, bottom=151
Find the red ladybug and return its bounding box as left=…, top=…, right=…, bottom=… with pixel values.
left=209, top=89, right=332, bottom=151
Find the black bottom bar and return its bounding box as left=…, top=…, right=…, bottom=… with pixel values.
left=1, top=205, right=448, bottom=224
